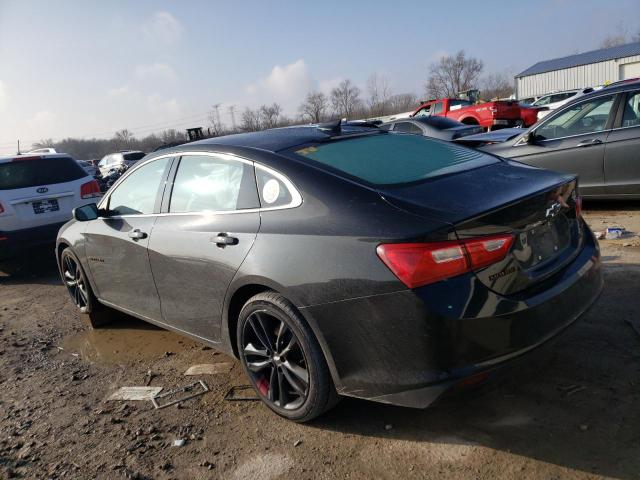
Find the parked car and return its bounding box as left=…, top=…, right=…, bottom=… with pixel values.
left=77, top=160, right=99, bottom=177
left=0, top=154, right=101, bottom=261
left=411, top=97, right=535, bottom=130
left=456, top=80, right=640, bottom=198
left=97, top=151, right=146, bottom=177
left=380, top=116, right=483, bottom=140
left=57, top=124, right=602, bottom=422
left=530, top=87, right=599, bottom=120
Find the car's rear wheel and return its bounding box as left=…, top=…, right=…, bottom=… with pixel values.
left=237, top=292, right=338, bottom=422
left=60, top=248, right=111, bottom=327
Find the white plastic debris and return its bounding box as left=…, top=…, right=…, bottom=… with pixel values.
left=108, top=387, right=163, bottom=401
left=173, top=439, right=186, bottom=447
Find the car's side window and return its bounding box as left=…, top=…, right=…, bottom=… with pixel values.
left=107, top=157, right=170, bottom=215
left=414, top=105, right=432, bottom=117
left=535, top=95, right=615, bottom=141
left=169, top=154, right=258, bottom=213
left=394, top=122, right=413, bottom=133
left=255, top=167, right=296, bottom=208
left=622, top=91, right=640, bottom=128
left=432, top=102, right=444, bottom=115
left=379, top=124, right=392, bottom=131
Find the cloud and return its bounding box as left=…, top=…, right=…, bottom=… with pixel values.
left=246, top=60, right=316, bottom=111
left=108, top=85, right=131, bottom=97
left=0, top=81, right=6, bottom=111
left=135, top=63, right=178, bottom=82
left=143, top=11, right=183, bottom=45
left=27, top=110, right=56, bottom=128
left=318, top=77, right=344, bottom=95
left=147, top=95, right=180, bottom=116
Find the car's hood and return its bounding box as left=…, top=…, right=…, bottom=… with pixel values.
left=454, top=127, right=524, bottom=146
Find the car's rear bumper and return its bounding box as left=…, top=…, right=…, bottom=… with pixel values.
left=301, top=227, right=603, bottom=408
left=0, top=221, right=67, bottom=260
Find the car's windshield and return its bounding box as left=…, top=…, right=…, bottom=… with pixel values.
left=290, top=133, right=497, bottom=186
left=0, top=157, right=86, bottom=189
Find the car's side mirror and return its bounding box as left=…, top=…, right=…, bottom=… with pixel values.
left=522, top=131, right=537, bottom=145
left=73, top=203, right=99, bottom=222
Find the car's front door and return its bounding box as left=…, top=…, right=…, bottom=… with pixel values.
left=85, top=156, right=172, bottom=320
left=604, top=89, right=640, bottom=195
left=509, top=94, right=617, bottom=196
left=148, top=153, right=261, bottom=341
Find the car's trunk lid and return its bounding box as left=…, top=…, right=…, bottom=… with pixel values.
left=379, top=161, right=583, bottom=295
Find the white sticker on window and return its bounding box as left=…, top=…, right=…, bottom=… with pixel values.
left=262, top=179, right=280, bottom=204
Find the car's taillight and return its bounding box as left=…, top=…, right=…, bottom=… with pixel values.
left=575, top=195, right=582, bottom=217
left=80, top=180, right=101, bottom=199
left=377, top=234, right=514, bottom=288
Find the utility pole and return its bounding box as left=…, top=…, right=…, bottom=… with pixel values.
left=17, top=139, right=20, bottom=155
left=228, top=105, right=237, bottom=132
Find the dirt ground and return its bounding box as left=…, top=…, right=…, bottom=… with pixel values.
left=1, top=201, right=639, bottom=480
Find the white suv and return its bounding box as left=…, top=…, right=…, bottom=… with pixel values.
left=0, top=153, right=102, bottom=260
left=97, top=150, right=146, bottom=177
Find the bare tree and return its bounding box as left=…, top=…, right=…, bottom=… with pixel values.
left=480, top=72, right=513, bottom=100
left=259, top=103, right=282, bottom=129
left=299, top=91, right=329, bottom=123
left=114, top=129, right=135, bottom=149
left=32, top=138, right=54, bottom=149
left=240, top=108, right=262, bottom=132
left=367, top=73, right=392, bottom=116
left=160, top=129, right=185, bottom=144
left=425, top=50, right=483, bottom=99
left=330, top=79, right=362, bottom=119
left=600, top=33, right=628, bottom=48
left=386, top=93, right=419, bottom=113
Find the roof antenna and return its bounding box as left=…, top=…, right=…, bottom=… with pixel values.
left=317, top=119, right=342, bottom=135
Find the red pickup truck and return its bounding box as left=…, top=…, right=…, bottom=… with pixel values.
left=411, top=98, right=537, bottom=130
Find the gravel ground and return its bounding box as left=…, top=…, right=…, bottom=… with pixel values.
left=0, top=201, right=639, bottom=479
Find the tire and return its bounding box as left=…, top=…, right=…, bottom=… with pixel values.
left=237, top=292, right=339, bottom=422
left=60, top=248, right=111, bottom=328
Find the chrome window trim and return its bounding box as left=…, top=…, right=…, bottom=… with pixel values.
left=97, top=150, right=303, bottom=219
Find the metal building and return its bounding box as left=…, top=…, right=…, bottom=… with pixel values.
left=515, top=41, right=640, bottom=99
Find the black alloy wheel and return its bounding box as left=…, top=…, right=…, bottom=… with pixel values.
left=237, top=292, right=338, bottom=422
left=242, top=309, right=310, bottom=410
left=62, top=251, right=89, bottom=311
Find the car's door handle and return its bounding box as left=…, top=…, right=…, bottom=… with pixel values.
left=128, top=229, right=147, bottom=240
left=577, top=138, right=603, bottom=147
left=212, top=233, right=238, bottom=247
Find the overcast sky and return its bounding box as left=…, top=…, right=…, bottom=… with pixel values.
left=0, top=0, right=638, bottom=150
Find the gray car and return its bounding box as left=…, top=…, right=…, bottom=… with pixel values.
left=381, top=116, right=484, bottom=141
left=457, top=80, right=640, bottom=198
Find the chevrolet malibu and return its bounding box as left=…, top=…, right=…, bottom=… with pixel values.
left=56, top=124, right=603, bottom=422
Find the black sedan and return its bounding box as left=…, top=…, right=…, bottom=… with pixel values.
left=56, top=124, right=603, bottom=422
left=381, top=116, right=484, bottom=140
left=457, top=80, right=640, bottom=198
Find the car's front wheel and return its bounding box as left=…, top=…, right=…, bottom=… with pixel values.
left=60, top=248, right=111, bottom=327
left=237, top=292, right=338, bottom=422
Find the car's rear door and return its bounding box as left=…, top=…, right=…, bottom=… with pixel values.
left=84, top=156, right=173, bottom=320
left=148, top=152, right=261, bottom=341
left=603, top=89, right=640, bottom=195
left=507, top=93, right=617, bottom=196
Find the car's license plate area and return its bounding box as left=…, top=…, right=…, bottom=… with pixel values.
left=523, top=216, right=570, bottom=268
left=32, top=198, right=59, bottom=214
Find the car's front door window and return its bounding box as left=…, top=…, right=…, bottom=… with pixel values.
left=107, top=157, right=170, bottom=215
left=535, top=95, right=615, bottom=141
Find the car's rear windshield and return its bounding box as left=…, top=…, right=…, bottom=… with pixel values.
left=291, top=133, right=497, bottom=186
left=0, top=157, right=86, bottom=190
left=123, top=152, right=146, bottom=161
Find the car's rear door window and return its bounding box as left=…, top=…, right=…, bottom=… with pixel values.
left=0, top=157, right=86, bottom=190
left=622, top=91, right=640, bottom=127
left=536, top=95, right=615, bottom=140
left=291, top=134, right=496, bottom=186
left=169, top=154, right=258, bottom=213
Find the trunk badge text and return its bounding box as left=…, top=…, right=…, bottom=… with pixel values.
left=36, top=187, right=48, bottom=193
